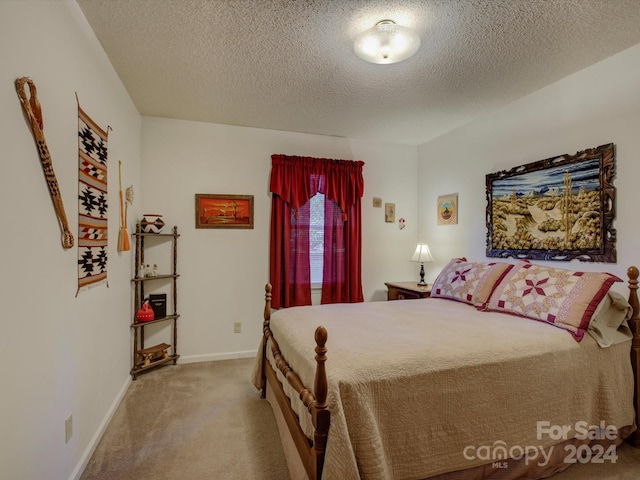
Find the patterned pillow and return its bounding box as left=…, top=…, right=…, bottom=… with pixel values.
left=431, top=258, right=514, bottom=306
left=484, top=261, right=622, bottom=340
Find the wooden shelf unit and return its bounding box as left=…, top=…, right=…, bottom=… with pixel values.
left=130, top=224, right=180, bottom=379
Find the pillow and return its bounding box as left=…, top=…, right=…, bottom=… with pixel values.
left=431, top=258, right=514, bottom=306
left=588, top=290, right=633, bottom=347
left=484, top=261, right=622, bottom=341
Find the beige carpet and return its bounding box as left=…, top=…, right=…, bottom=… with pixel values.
left=80, top=358, right=290, bottom=480
left=81, top=358, right=640, bottom=479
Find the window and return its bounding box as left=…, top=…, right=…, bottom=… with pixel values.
left=309, top=193, right=325, bottom=287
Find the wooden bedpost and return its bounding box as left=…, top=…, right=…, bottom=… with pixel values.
left=264, top=283, right=272, bottom=326
left=627, top=267, right=640, bottom=447
left=261, top=283, right=272, bottom=399
left=260, top=284, right=330, bottom=479
left=313, top=326, right=330, bottom=480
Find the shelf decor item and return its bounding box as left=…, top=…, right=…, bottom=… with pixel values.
left=136, top=299, right=155, bottom=322
left=137, top=343, right=170, bottom=367
left=141, top=214, right=165, bottom=233
left=149, top=293, right=167, bottom=318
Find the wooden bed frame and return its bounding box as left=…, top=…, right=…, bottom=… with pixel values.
left=260, top=267, right=640, bottom=480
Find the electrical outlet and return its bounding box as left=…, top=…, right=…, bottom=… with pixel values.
left=233, top=322, right=242, bottom=334
left=65, top=414, right=73, bottom=444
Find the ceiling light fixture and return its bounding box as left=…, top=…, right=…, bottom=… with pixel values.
left=353, top=19, right=421, bottom=65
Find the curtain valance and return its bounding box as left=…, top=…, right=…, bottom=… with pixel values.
left=270, top=154, right=364, bottom=218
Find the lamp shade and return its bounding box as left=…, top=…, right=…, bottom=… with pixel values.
left=354, top=20, right=421, bottom=64
left=411, top=243, right=434, bottom=263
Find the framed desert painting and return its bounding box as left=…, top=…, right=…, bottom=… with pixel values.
left=195, top=194, right=254, bottom=229
left=485, top=143, right=616, bottom=262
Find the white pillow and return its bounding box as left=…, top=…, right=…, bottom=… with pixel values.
left=588, top=290, right=633, bottom=347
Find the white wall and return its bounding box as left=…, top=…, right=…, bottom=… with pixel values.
left=141, top=118, right=419, bottom=361
left=417, top=42, right=640, bottom=288
left=0, top=2, right=142, bottom=479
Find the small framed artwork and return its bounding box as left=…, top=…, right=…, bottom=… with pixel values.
left=373, top=197, right=382, bottom=208
left=437, top=194, right=458, bottom=225
left=195, top=194, right=254, bottom=229
left=385, top=203, right=395, bottom=223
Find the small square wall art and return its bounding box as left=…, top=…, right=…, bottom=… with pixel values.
left=437, top=194, right=458, bottom=225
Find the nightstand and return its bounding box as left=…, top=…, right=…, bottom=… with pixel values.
left=385, top=282, right=432, bottom=301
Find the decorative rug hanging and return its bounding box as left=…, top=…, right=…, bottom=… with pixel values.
left=76, top=103, right=110, bottom=296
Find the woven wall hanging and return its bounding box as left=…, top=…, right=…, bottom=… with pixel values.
left=76, top=102, right=110, bottom=295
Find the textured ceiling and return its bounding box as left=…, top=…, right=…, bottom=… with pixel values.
left=76, top=0, right=640, bottom=146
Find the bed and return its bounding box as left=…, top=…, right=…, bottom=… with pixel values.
left=252, top=260, right=640, bottom=480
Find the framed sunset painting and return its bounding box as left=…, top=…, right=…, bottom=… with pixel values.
left=195, top=194, right=254, bottom=229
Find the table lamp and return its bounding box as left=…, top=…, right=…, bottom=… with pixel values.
left=411, top=244, right=434, bottom=286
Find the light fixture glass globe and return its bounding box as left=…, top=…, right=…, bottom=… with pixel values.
left=354, top=20, right=421, bottom=64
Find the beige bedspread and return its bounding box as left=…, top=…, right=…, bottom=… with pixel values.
left=253, top=298, right=635, bottom=480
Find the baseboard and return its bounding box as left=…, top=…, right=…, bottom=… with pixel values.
left=68, top=374, right=132, bottom=480
left=179, top=350, right=256, bottom=364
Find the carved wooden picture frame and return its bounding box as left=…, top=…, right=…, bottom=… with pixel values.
left=485, top=143, right=616, bottom=262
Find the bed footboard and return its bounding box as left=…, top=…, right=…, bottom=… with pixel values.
left=261, top=284, right=330, bottom=480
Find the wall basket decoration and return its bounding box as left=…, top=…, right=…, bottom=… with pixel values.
left=485, top=143, right=616, bottom=263
left=195, top=194, right=254, bottom=229
left=437, top=194, right=458, bottom=225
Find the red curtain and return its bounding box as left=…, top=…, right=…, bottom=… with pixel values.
left=270, top=196, right=312, bottom=308
left=270, top=154, right=364, bottom=308
left=321, top=197, right=363, bottom=304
